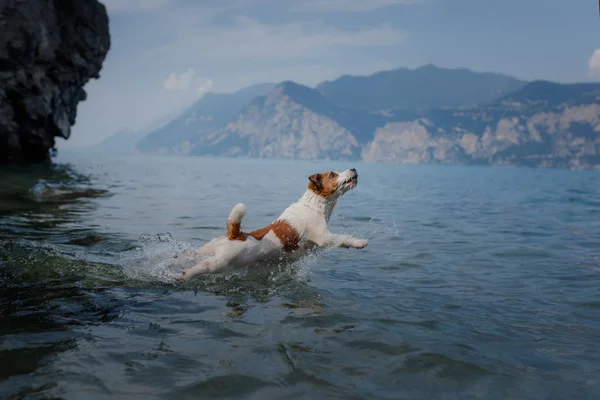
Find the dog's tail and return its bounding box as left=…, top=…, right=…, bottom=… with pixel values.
left=227, top=203, right=246, bottom=240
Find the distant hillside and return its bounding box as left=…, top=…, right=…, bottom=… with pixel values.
left=75, top=110, right=181, bottom=156
left=495, top=80, right=600, bottom=108
left=133, top=66, right=600, bottom=170
left=189, top=81, right=388, bottom=160
left=362, top=81, right=600, bottom=169
left=84, top=128, right=143, bottom=156
left=137, top=83, right=276, bottom=154
left=316, top=64, right=527, bottom=112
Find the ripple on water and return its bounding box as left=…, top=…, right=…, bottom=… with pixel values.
left=170, top=374, right=276, bottom=400
left=2, top=156, right=600, bottom=400
left=344, top=340, right=418, bottom=356
left=391, top=352, right=495, bottom=379
left=375, top=261, right=424, bottom=271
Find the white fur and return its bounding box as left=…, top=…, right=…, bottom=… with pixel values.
left=229, top=203, right=246, bottom=222
left=179, top=168, right=367, bottom=281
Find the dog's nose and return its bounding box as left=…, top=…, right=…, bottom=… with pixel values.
left=350, top=168, right=356, bottom=173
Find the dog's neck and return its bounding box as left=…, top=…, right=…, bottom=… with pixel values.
left=299, top=189, right=339, bottom=222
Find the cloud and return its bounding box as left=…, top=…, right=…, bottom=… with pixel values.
left=163, top=70, right=214, bottom=98
left=588, top=49, right=600, bottom=79
left=70, top=1, right=413, bottom=146
left=101, top=0, right=169, bottom=12
left=149, top=17, right=407, bottom=62
left=103, top=0, right=422, bottom=14
left=197, top=79, right=214, bottom=97
left=163, top=69, right=195, bottom=91
left=291, top=0, right=425, bottom=12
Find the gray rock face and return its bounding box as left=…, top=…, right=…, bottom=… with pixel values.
left=362, top=105, right=600, bottom=170
left=363, top=83, right=600, bottom=170
left=0, top=0, right=110, bottom=163
left=218, top=86, right=360, bottom=160
left=181, top=81, right=380, bottom=160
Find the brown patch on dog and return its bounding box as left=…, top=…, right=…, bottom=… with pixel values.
left=308, top=171, right=339, bottom=197
left=227, top=220, right=248, bottom=241
left=248, top=220, right=300, bottom=252
left=269, top=220, right=300, bottom=252
left=227, top=219, right=300, bottom=253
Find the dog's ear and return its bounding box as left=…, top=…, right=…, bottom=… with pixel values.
left=308, top=173, right=323, bottom=190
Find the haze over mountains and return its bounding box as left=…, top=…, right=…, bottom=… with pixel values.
left=88, top=65, right=600, bottom=170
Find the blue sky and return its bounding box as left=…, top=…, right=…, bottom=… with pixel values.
left=62, top=0, right=600, bottom=148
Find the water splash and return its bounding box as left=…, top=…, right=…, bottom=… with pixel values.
left=116, top=230, right=323, bottom=289
left=118, top=232, right=196, bottom=283
left=337, top=212, right=401, bottom=240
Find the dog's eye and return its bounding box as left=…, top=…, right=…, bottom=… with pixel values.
left=329, top=172, right=336, bottom=178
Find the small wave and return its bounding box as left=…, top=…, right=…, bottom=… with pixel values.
left=117, top=233, right=196, bottom=283
left=28, top=179, right=109, bottom=203
left=337, top=212, right=401, bottom=241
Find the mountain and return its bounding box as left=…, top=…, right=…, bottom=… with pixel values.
left=495, top=80, right=600, bottom=108
left=187, top=81, right=389, bottom=160
left=136, top=83, right=276, bottom=154
left=135, top=66, right=600, bottom=170
left=73, top=109, right=182, bottom=156
left=316, top=64, right=527, bottom=112
left=362, top=81, right=600, bottom=170
left=82, top=128, right=143, bottom=156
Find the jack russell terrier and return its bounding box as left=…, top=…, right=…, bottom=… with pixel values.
left=179, top=168, right=368, bottom=281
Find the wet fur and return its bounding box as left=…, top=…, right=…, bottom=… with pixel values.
left=179, top=168, right=367, bottom=280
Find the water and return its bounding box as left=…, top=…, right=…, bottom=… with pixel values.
left=1, top=154, right=599, bottom=400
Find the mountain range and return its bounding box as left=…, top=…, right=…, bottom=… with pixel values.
left=94, top=64, right=600, bottom=170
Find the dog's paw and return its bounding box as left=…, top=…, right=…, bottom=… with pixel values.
left=353, top=239, right=368, bottom=249
left=176, top=272, right=188, bottom=283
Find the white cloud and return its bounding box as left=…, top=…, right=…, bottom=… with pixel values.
left=101, top=0, right=169, bottom=12
left=163, top=69, right=195, bottom=91
left=102, top=0, right=421, bottom=13
left=163, top=70, right=214, bottom=98
left=588, top=49, right=600, bottom=80
left=292, top=0, right=425, bottom=12
left=149, top=17, right=407, bottom=61
left=197, top=79, right=214, bottom=97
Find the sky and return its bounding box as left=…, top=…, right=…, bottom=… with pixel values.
left=61, top=0, right=600, bottom=148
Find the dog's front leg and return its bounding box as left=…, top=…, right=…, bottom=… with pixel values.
left=317, top=233, right=368, bottom=249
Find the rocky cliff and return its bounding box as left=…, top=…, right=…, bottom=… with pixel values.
left=0, top=0, right=110, bottom=163
left=187, top=81, right=388, bottom=160
left=363, top=81, right=600, bottom=170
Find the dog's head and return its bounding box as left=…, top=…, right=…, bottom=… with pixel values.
left=307, top=168, right=358, bottom=199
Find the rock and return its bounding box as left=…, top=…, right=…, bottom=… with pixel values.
left=0, top=0, right=110, bottom=163
left=362, top=99, right=600, bottom=170
left=189, top=81, right=373, bottom=160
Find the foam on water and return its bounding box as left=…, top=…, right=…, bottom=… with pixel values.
left=118, top=232, right=196, bottom=283
left=116, top=232, right=320, bottom=286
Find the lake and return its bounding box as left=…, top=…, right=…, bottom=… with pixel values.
left=1, top=153, right=599, bottom=399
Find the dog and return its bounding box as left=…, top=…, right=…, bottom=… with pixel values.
left=179, top=168, right=368, bottom=281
